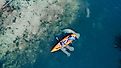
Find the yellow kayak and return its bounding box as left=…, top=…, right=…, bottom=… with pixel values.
left=51, top=33, right=77, bottom=52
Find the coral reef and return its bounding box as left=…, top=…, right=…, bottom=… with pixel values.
left=0, top=0, right=80, bottom=68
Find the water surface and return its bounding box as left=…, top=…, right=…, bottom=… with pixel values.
left=34, top=0, right=121, bottom=68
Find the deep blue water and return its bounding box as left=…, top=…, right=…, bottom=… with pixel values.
left=33, top=0, right=121, bottom=68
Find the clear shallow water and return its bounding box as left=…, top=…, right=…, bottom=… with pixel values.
left=33, top=0, right=121, bottom=68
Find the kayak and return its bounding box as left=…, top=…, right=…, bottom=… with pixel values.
left=51, top=33, right=77, bottom=52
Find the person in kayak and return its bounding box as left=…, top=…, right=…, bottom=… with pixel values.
left=60, top=35, right=76, bottom=46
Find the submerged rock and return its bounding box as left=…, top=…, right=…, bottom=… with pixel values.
left=0, top=0, right=81, bottom=68
left=114, top=34, right=121, bottom=68
left=114, top=34, right=121, bottom=50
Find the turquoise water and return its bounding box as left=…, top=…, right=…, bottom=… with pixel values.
left=33, top=0, right=121, bottom=68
